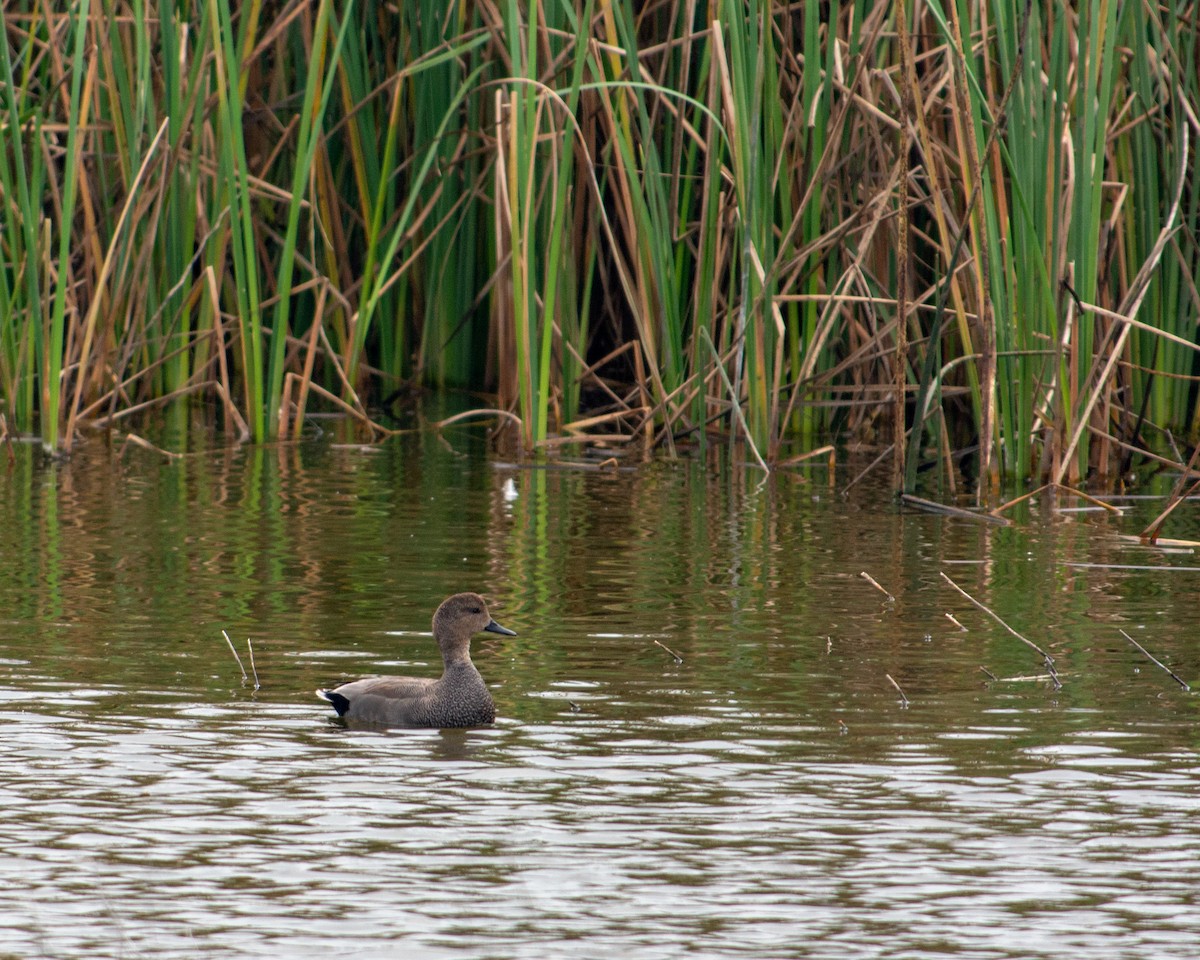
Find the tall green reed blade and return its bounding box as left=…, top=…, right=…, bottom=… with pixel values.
left=266, top=0, right=354, bottom=438
left=1064, top=0, right=1119, bottom=479
left=44, top=0, right=93, bottom=453
left=954, top=0, right=1074, bottom=481
left=499, top=0, right=538, bottom=446
left=687, top=37, right=725, bottom=443
left=305, top=8, right=370, bottom=374
left=405, top=0, right=490, bottom=391
left=0, top=10, right=43, bottom=438
left=794, top=0, right=837, bottom=445
left=1123, top=3, right=1187, bottom=434
left=158, top=0, right=209, bottom=396
left=718, top=4, right=760, bottom=447
left=601, top=2, right=693, bottom=416
left=91, top=0, right=178, bottom=415
left=718, top=0, right=781, bottom=454
left=911, top=0, right=1037, bottom=483
left=111, top=0, right=195, bottom=402
left=932, top=0, right=1018, bottom=477
left=895, top=0, right=985, bottom=488
left=987, top=0, right=1061, bottom=478
left=352, top=52, right=489, bottom=393
left=913, top=0, right=997, bottom=484
left=537, top=0, right=595, bottom=439
left=102, top=0, right=153, bottom=182
left=208, top=0, right=265, bottom=439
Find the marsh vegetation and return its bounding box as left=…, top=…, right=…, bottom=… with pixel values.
left=1, top=0, right=1197, bottom=492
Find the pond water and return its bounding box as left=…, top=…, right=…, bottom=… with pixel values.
left=2, top=422, right=1199, bottom=959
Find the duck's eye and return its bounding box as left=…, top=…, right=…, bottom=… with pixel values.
left=470, top=606, right=482, bottom=614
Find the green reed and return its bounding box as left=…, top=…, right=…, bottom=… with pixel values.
left=0, top=0, right=1196, bottom=493
left=0, top=12, right=42, bottom=439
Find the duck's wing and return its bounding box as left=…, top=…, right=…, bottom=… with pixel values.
left=324, top=675, right=436, bottom=702
left=316, top=675, right=440, bottom=725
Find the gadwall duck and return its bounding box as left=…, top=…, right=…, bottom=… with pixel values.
left=316, top=592, right=516, bottom=727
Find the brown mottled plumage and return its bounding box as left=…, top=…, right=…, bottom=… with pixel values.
left=316, top=593, right=515, bottom=728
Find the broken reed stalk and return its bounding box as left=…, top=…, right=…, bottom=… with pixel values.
left=699, top=326, right=769, bottom=472
left=841, top=444, right=893, bottom=496
left=221, top=629, right=261, bottom=690
left=246, top=637, right=261, bottom=691
left=991, top=482, right=1124, bottom=518
left=939, top=571, right=1061, bottom=688
left=653, top=639, right=684, bottom=663
left=886, top=673, right=909, bottom=707
left=434, top=408, right=526, bottom=431
left=222, top=629, right=248, bottom=683
left=1140, top=443, right=1200, bottom=543
left=901, top=493, right=1012, bottom=525
left=776, top=445, right=836, bottom=469
left=859, top=571, right=895, bottom=602
left=120, top=433, right=183, bottom=461
left=1140, top=477, right=1200, bottom=545
left=945, top=612, right=967, bottom=631
left=1119, top=629, right=1191, bottom=691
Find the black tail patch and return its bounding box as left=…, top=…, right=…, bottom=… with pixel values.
left=317, top=689, right=351, bottom=716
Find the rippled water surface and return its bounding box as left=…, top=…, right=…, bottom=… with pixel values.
left=3, top=429, right=1199, bottom=959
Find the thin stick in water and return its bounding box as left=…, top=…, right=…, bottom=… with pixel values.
left=699, top=326, right=769, bottom=472
left=940, top=571, right=1061, bottom=689
left=222, top=629, right=248, bottom=684
left=246, top=637, right=261, bottom=691
left=991, top=482, right=1123, bottom=518
left=945, top=612, right=967, bottom=631
left=435, top=408, right=525, bottom=431
left=886, top=673, right=909, bottom=707
left=121, top=432, right=183, bottom=461
left=1141, top=475, right=1200, bottom=545
left=979, top=666, right=998, bottom=681
left=777, top=445, right=836, bottom=468
left=1119, top=629, right=1190, bottom=691
left=841, top=444, right=892, bottom=496
left=860, top=571, right=895, bottom=602
left=654, top=639, right=684, bottom=663
left=901, top=493, right=1011, bottom=526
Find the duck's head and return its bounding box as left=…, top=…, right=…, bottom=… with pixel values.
left=433, top=592, right=517, bottom=649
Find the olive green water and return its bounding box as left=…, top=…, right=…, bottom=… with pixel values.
left=2, top=429, right=1200, bottom=959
